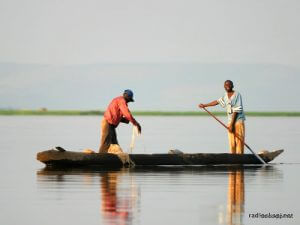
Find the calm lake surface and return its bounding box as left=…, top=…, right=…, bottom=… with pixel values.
left=0, top=116, right=299, bottom=225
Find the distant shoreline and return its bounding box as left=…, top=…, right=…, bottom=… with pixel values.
left=0, top=109, right=300, bottom=117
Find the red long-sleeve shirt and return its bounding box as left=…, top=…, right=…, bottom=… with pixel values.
left=104, top=96, right=137, bottom=126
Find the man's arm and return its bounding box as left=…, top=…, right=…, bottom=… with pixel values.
left=119, top=101, right=142, bottom=133
left=198, top=100, right=219, bottom=108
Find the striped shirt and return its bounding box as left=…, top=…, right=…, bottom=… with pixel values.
left=217, top=91, right=246, bottom=123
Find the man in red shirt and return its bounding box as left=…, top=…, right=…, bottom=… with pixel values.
left=99, top=90, right=142, bottom=153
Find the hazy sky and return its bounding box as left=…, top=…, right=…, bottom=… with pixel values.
left=0, top=0, right=299, bottom=111
left=1, top=62, right=299, bottom=111
left=0, top=0, right=299, bottom=66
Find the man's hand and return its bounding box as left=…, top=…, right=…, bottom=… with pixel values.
left=136, top=122, right=142, bottom=134
left=228, top=123, right=235, bottom=133
left=198, top=104, right=206, bottom=108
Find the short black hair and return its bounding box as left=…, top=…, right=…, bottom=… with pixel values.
left=224, top=80, right=234, bottom=86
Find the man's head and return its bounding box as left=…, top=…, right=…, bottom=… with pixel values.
left=224, top=80, right=234, bottom=92
left=123, top=89, right=135, bottom=102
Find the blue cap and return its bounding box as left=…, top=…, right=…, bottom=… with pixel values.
left=124, top=89, right=134, bottom=102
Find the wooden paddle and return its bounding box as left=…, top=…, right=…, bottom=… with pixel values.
left=202, top=107, right=267, bottom=165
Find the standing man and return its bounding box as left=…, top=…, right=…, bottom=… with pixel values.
left=99, top=89, right=142, bottom=153
left=198, top=80, right=246, bottom=154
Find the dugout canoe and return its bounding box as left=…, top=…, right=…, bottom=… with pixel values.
left=36, top=149, right=284, bottom=168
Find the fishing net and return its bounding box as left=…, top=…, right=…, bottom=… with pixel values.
left=108, top=144, right=135, bottom=167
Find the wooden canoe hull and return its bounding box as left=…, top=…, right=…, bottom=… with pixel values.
left=36, top=149, right=284, bottom=168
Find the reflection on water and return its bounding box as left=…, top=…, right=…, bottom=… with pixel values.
left=36, top=166, right=283, bottom=225
left=37, top=168, right=140, bottom=225
left=227, top=168, right=244, bottom=225
left=217, top=165, right=283, bottom=225
left=100, top=170, right=140, bottom=225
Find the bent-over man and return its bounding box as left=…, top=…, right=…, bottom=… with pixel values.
left=99, top=89, right=141, bottom=153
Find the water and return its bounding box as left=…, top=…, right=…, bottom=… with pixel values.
left=0, top=116, right=299, bottom=225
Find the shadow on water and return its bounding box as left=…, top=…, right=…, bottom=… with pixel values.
left=36, top=165, right=282, bottom=225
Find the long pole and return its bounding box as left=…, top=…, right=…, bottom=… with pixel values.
left=202, top=107, right=267, bottom=165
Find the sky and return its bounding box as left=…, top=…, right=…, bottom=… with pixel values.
left=0, top=0, right=300, bottom=111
